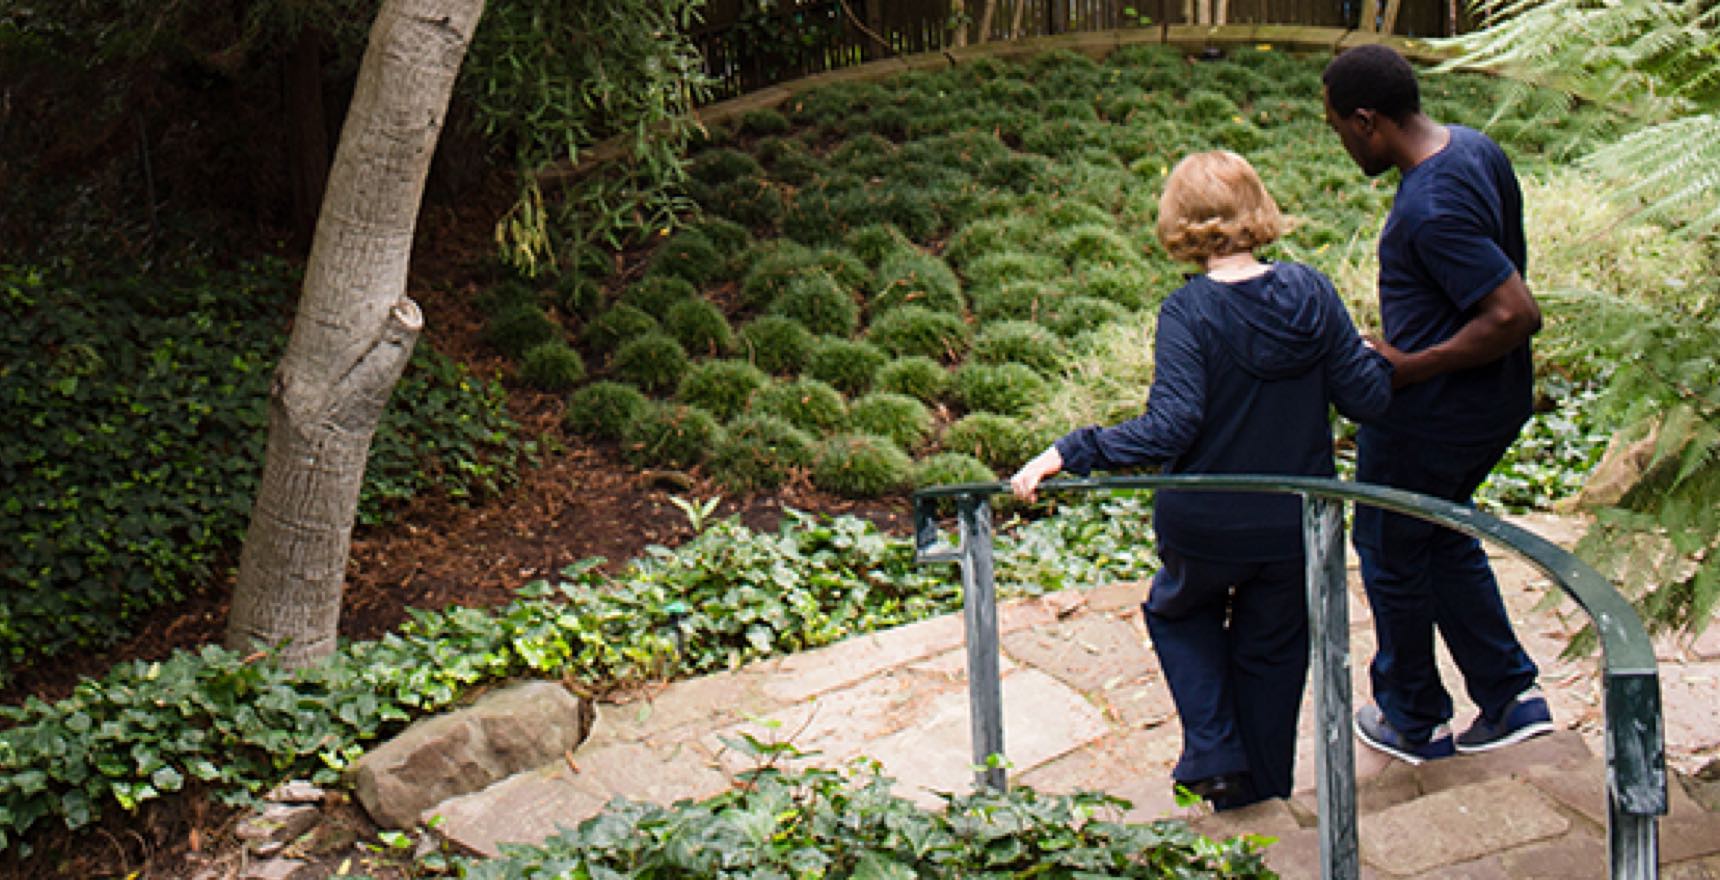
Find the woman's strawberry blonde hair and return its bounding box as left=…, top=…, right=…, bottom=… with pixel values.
left=1155, top=150, right=1288, bottom=264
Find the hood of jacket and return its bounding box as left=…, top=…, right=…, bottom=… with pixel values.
left=1191, top=263, right=1333, bottom=381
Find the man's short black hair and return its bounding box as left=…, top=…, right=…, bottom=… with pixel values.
left=1322, top=44, right=1421, bottom=121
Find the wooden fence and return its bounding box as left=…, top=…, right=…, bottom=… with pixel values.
left=692, top=0, right=1476, bottom=99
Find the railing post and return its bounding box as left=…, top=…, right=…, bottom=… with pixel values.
left=1304, top=494, right=1359, bottom=880
left=956, top=493, right=1007, bottom=791
left=1606, top=671, right=1663, bottom=878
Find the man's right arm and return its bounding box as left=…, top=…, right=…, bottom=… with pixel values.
left=1372, top=272, right=1540, bottom=389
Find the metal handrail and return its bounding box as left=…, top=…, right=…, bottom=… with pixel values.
left=912, top=475, right=1665, bottom=880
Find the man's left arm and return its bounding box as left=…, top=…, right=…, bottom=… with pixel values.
left=1372, top=272, right=1540, bottom=389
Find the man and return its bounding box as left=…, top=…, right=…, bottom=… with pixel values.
left=1321, top=44, right=1554, bottom=764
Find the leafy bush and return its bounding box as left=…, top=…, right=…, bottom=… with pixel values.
left=676, top=359, right=769, bottom=422
left=955, top=362, right=1051, bottom=417
left=564, top=380, right=650, bottom=441
left=610, top=332, right=690, bottom=394
left=972, top=320, right=1069, bottom=375
left=458, top=763, right=1273, bottom=880
left=849, top=392, right=934, bottom=450
left=621, top=401, right=721, bottom=468
left=871, top=250, right=964, bottom=316
left=750, top=378, right=850, bottom=436
left=482, top=301, right=563, bottom=358
left=580, top=303, right=660, bottom=357
left=0, top=263, right=519, bottom=681
left=709, top=414, right=817, bottom=492
left=738, top=314, right=816, bottom=375
left=646, top=228, right=723, bottom=287
left=769, top=271, right=861, bottom=337
left=620, top=274, right=698, bottom=316
left=663, top=297, right=735, bottom=356
left=866, top=305, right=972, bottom=362
left=813, top=433, right=914, bottom=497
left=915, top=450, right=997, bottom=488
left=805, top=336, right=888, bottom=396
left=517, top=341, right=587, bottom=391
left=943, top=413, right=1036, bottom=471
left=875, top=355, right=951, bottom=403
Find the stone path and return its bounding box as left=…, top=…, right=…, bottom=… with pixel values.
left=420, top=513, right=1720, bottom=877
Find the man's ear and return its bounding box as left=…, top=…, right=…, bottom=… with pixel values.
left=1352, top=108, right=1378, bottom=135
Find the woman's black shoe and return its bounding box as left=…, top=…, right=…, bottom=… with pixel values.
left=1176, top=772, right=1256, bottom=810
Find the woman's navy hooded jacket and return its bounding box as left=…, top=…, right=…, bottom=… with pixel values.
left=1053, top=262, right=1392, bottom=562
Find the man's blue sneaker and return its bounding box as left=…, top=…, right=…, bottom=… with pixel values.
left=1456, top=688, right=1555, bottom=754
left=1354, top=704, right=1455, bottom=765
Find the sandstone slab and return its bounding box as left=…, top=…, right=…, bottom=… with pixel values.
left=1359, top=778, right=1568, bottom=875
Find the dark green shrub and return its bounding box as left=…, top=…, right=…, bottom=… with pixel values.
left=972, top=321, right=1069, bottom=375
left=962, top=252, right=1065, bottom=292
left=581, top=303, right=660, bottom=357
left=763, top=143, right=826, bottom=187
left=849, top=392, right=934, bottom=450
left=688, top=148, right=764, bottom=186
left=483, top=301, right=563, bottom=358
left=739, top=315, right=816, bottom=375
left=739, top=107, right=791, bottom=136
left=475, top=279, right=541, bottom=314
left=750, top=378, right=849, bottom=435
left=872, top=250, right=964, bottom=316
left=620, top=275, right=698, bottom=316
left=875, top=355, right=950, bottom=403
left=647, top=229, right=723, bottom=287
left=769, top=272, right=861, bottom=337
left=1210, top=118, right=1267, bottom=153
left=1044, top=295, right=1129, bottom=337
left=970, top=280, right=1068, bottom=323
left=739, top=241, right=862, bottom=310
left=1184, top=89, right=1242, bottom=119
left=611, top=332, right=690, bottom=394
left=942, top=412, right=1034, bottom=471
left=955, top=362, right=1048, bottom=417
left=621, top=401, right=721, bottom=468
left=866, top=305, right=971, bottom=362
left=689, top=215, right=753, bottom=258
left=844, top=223, right=918, bottom=268
left=518, top=341, right=587, bottom=391
left=1077, top=264, right=1155, bottom=311
left=915, top=451, right=997, bottom=488
left=676, top=359, right=768, bottom=421
left=708, top=414, right=816, bottom=492
left=565, top=381, right=650, bottom=440
left=942, top=216, right=1044, bottom=269
left=805, top=336, right=888, bottom=396
left=664, top=298, right=735, bottom=357
left=555, top=272, right=605, bottom=318
left=705, top=177, right=787, bottom=230
left=783, top=177, right=862, bottom=245
left=829, top=132, right=896, bottom=170
left=1060, top=223, right=1143, bottom=271
left=812, top=433, right=914, bottom=497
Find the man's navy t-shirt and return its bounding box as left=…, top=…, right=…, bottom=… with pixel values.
left=1378, top=124, right=1533, bottom=443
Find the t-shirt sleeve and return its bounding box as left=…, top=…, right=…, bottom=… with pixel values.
left=1411, top=213, right=1516, bottom=313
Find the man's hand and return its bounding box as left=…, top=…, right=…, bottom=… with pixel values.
left=1370, top=274, right=1539, bottom=389
left=1010, top=446, right=1064, bottom=503
left=1364, top=335, right=1411, bottom=388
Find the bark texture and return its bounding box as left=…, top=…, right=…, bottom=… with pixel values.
left=227, top=0, right=485, bottom=666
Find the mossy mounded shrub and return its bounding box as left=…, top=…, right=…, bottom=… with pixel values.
left=1183, top=88, right=1244, bottom=120
left=475, top=279, right=541, bottom=319
left=1209, top=118, right=1267, bottom=153
left=688, top=147, right=764, bottom=187
left=739, top=241, right=867, bottom=310
left=1041, top=96, right=1101, bottom=122
left=749, top=377, right=849, bottom=435
left=1019, top=118, right=1114, bottom=159
left=1060, top=223, right=1144, bottom=272
left=647, top=228, right=724, bottom=287
left=739, top=314, right=816, bottom=375
left=971, top=320, right=1069, bottom=375
left=518, top=341, right=587, bottom=391
left=688, top=215, right=754, bottom=261
left=708, top=413, right=817, bottom=493
left=762, top=141, right=826, bottom=187
left=783, top=177, right=863, bottom=245
left=705, top=177, right=788, bottom=230
left=942, top=216, right=1045, bottom=269
left=621, top=401, right=722, bottom=468
left=740, top=107, right=792, bottom=136
left=867, top=305, right=972, bottom=363
left=805, top=336, right=888, bottom=396
left=961, top=251, right=1066, bottom=292
left=664, top=298, right=735, bottom=357
left=483, top=301, right=563, bottom=358
left=1077, top=264, right=1157, bottom=311
left=955, top=362, right=1049, bottom=417
left=812, top=432, right=914, bottom=498
left=1044, top=295, right=1129, bottom=338
left=871, top=250, right=964, bottom=316
left=620, top=275, right=698, bottom=316
left=565, top=380, right=650, bottom=441
left=829, top=131, right=896, bottom=171
left=875, top=355, right=951, bottom=403
left=611, top=332, right=690, bottom=394
left=769, top=272, right=861, bottom=338
left=942, top=412, right=1035, bottom=471
left=849, top=392, right=934, bottom=450
left=555, top=272, right=605, bottom=318
left=915, top=450, right=997, bottom=489
left=582, top=303, right=660, bottom=356
left=969, top=279, right=1069, bottom=323
left=843, top=223, right=918, bottom=269
left=676, top=358, right=769, bottom=421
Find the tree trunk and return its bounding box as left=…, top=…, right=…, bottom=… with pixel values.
left=226, top=0, right=486, bottom=667
left=976, top=0, right=997, bottom=44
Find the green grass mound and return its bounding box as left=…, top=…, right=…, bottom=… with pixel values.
left=955, top=362, right=1050, bottom=417
left=565, top=381, right=650, bottom=441
left=849, top=392, right=934, bottom=450
left=971, top=320, right=1068, bottom=375
left=518, top=341, right=587, bottom=391
left=813, top=432, right=914, bottom=497
left=805, top=336, right=888, bottom=396
left=915, top=450, right=997, bottom=489
left=867, top=305, right=971, bottom=362
left=872, top=250, right=964, bottom=316
left=739, top=314, right=816, bottom=375
left=709, top=414, right=817, bottom=493
left=750, top=377, right=849, bottom=435
left=483, top=301, right=562, bottom=359
left=769, top=271, right=861, bottom=338
left=676, top=359, right=769, bottom=422
left=664, top=298, right=735, bottom=357
left=581, top=303, right=659, bottom=357
left=875, top=355, right=950, bottom=403
left=942, top=412, right=1036, bottom=471
left=611, top=332, right=691, bottom=394
left=621, top=401, right=721, bottom=469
